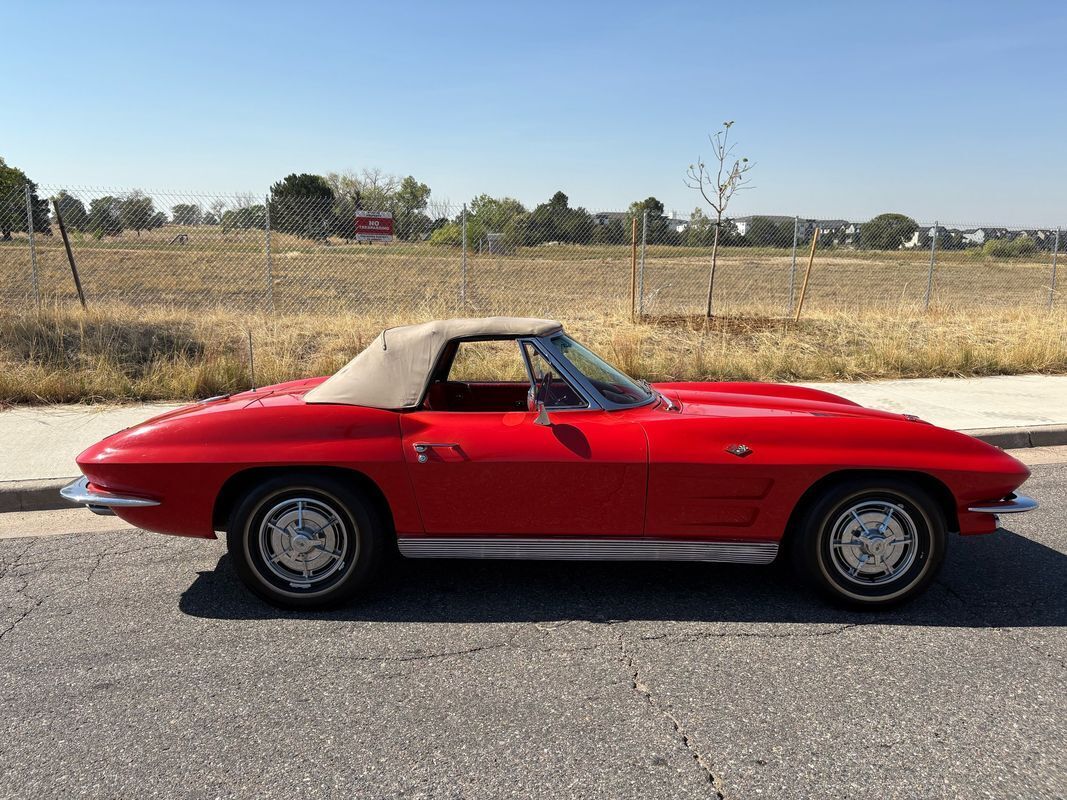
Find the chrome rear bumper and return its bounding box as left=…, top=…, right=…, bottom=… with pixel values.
left=967, top=494, right=1039, bottom=514
left=60, top=476, right=160, bottom=516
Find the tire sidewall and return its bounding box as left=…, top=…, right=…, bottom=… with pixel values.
left=797, top=480, right=946, bottom=607
left=227, top=475, right=383, bottom=609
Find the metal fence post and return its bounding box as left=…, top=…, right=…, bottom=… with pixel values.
left=924, top=220, right=938, bottom=310
left=264, top=195, right=275, bottom=312
left=24, top=184, right=40, bottom=308
left=787, top=215, right=799, bottom=314
left=637, top=210, right=648, bottom=317
left=1051, top=228, right=1061, bottom=309
left=460, top=204, right=468, bottom=305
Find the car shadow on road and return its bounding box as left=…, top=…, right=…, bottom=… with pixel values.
left=179, top=527, right=1067, bottom=628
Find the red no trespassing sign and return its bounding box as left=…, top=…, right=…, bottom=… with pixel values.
left=354, top=212, right=394, bottom=242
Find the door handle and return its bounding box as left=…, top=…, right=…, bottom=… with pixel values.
left=413, top=442, right=459, bottom=462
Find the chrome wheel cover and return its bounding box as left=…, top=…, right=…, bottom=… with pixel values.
left=257, top=496, right=352, bottom=589
left=827, top=500, right=919, bottom=587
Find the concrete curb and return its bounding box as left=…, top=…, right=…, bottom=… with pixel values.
left=960, top=424, right=1067, bottom=451
left=0, top=478, right=77, bottom=514
left=3, top=425, right=1066, bottom=515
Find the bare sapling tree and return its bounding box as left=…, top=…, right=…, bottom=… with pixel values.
left=685, top=121, right=754, bottom=317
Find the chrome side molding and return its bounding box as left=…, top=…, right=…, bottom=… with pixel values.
left=397, top=536, right=779, bottom=564
left=967, top=494, right=1039, bottom=514
left=60, top=476, right=160, bottom=509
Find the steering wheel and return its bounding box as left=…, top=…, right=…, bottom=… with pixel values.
left=529, top=371, right=554, bottom=410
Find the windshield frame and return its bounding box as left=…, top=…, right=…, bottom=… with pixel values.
left=539, top=333, right=658, bottom=411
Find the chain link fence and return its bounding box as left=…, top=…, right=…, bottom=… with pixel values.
left=1, top=185, right=1061, bottom=317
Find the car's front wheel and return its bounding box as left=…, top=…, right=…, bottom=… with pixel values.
left=227, top=474, right=386, bottom=609
left=792, top=478, right=946, bottom=608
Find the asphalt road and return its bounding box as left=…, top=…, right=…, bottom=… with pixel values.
left=1, top=460, right=1065, bottom=799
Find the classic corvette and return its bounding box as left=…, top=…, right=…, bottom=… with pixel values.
left=61, top=316, right=1037, bottom=609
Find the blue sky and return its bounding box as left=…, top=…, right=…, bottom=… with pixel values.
left=6, top=0, right=1066, bottom=224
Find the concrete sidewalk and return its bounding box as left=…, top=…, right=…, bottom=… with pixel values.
left=1, top=374, right=1065, bottom=511
left=803, top=374, right=1067, bottom=447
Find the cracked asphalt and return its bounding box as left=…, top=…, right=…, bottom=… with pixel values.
left=1, top=461, right=1065, bottom=799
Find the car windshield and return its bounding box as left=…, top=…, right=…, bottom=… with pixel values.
left=549, top=334, right=654, bottom=406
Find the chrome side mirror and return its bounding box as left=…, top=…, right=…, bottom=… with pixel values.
left=534, top=401, right=552, bottom=427
left=531, top=372, right=553, bottom=426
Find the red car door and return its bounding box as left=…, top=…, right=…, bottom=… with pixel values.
left=400, top=408, right=647, bottom=537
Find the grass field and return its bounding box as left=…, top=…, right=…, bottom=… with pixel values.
left=1, top=303, right=1064, bottom=404
left=0, top=226, right=1062, bottom=403
left=0, top=225, right=1060, bottom=316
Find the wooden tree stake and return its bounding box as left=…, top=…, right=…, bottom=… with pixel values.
left=630, top=217, right=638, bottom=321
left=793, top=228, right=819, bottom=322
left=52, top=198, right=87, bottom=309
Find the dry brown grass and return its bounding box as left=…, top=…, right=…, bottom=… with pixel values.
left=1, top=302, right=1064, bottom=405
left=0, top=229, right=1060, bottom=315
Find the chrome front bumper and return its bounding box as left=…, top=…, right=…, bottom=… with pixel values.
left=60, top=476, right=160, bottom=516
left=967, top=493, right=1039, bottom=514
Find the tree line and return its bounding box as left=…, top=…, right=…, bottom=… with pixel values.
left=0, top=156, right=1054, bottom=255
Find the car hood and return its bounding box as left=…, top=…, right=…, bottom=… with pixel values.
left=653, top=381, right=910, bottom=423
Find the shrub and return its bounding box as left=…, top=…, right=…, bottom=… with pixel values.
left=429, top=223, right=463, bottom=246
left=982, top=236, right=1037, bottom=258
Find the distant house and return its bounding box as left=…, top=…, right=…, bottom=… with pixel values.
left=902, top=227, right=937, bottom=249
left=733, top=215, right=796, bottom=237
left=664, top=210, right=689, bottom=233
left=592, top=211, right=628, bottom=227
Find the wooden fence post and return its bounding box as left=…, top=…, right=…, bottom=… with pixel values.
left=52, top=198, right=87, bottom=309
left=793, top=228, right=819, bottom=323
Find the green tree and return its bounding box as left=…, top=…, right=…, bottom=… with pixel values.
left=591, top=218, right=626, bottom=245
left=744, top=216, right=792, bottom=247
left=222, top=204, right=266, bottom=230
left=54, top=191, right=89, bottom=231
left=269, top=173, right=335, bottom=240
left=515, top=191, right=594, bottom=246
left=0, top=157, right=50, bottom=240
left=469, top=195, right=527, bottom=233
left=171, top=203, right=203, bottom=226
left=88, top=196, right=122, bottom=237
left=627, top=196, right=682, bottom=245
left=860, top=213, right=918, bottom=250
left=628, top=196, right=665, bottom=220
left=147, top=211, right=168, bottom=230
left=684, top=208, right=715, bottom=247
left=119, top=191, right=155, bottom=237
left=393, top=175, right=432, bottom=240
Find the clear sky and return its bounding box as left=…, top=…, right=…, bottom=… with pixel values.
left=6, top=0, right=1066, bottom=225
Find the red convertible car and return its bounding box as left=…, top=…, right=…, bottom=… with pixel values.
left=62, top=316, right=1036, bottom=609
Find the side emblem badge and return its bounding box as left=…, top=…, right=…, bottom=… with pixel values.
left=726, top=444, right=753, bottom=458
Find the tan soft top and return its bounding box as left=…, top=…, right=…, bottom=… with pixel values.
left=304, top=316, right=563, bottom=409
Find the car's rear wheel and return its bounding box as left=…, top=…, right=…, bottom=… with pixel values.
left=792, top=478, right=946, bottom=608
left=226, top=474, right=385, bottom=609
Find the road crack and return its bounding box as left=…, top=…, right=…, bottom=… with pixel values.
left=0, top=577, right=46, bottom=645
left=640, top=623, right=863, bottom=645
left=620, top=636, right=727, bottom=799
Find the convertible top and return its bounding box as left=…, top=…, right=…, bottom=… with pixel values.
left=304, top=316, right=563, bottom=409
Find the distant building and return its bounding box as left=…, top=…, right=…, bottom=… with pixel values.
left=591, top=211, right=628, bottom=226
left=732, top=215, right=796, bottom=237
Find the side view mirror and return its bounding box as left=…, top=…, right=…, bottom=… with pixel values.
left=531, top=372, right=553, bottom=426
left=534, top=401, right=552, bottom=427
